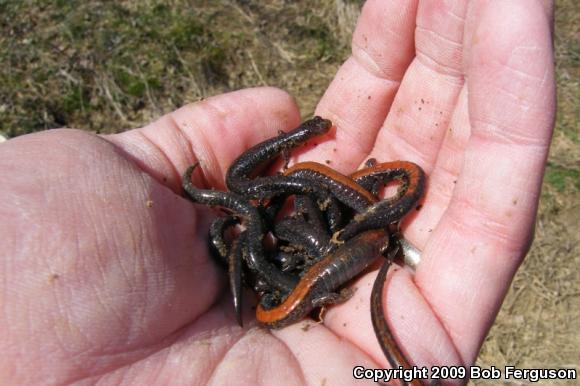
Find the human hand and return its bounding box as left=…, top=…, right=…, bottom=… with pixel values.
left=0, top=0, right=555, bottom=385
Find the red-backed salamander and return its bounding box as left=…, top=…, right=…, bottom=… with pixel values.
left=273, top=217, right=332, bottom=260
left=336, top=161, right=426, bottom=241
left=256, top=229, right=390, bottom=329
left=225, top=117, right=343, bottom=231
left=293, top=194, right=330, bottom=232
left=182, top=164, right=297, bottom=294
left=270, top=250, right=306, bottom=274
left=207, top=215, right=246, bottom=325
left=208, top=215, right=239, bottom=266
left=372, top=256, right=425, bottom=386
left=227, top=231, right=246, bottom=326
left=226, top=116, right=332, bottom=194
left=283, top=161, right=378, bottom=212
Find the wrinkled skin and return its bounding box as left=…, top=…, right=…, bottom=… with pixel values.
left=0, top=1, right=555, bottom=385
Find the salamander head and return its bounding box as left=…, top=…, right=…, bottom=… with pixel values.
left=303, top=116, right=333, bottom=135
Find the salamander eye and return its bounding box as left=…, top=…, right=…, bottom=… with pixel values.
left=305, top=116, right=333, bottom=134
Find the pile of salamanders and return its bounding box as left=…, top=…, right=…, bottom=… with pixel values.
left=182, top=116, right=426, bottom=386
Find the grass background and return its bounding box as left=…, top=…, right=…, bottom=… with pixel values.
left=1, top=0, right=578, bottom=383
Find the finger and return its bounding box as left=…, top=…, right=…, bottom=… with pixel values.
left=307, top=0, right=419, bottom=171
left=324, top=267, right=462, bottom=370
left=416, top=0, right=555, bottom=364
left=404, top=0, right=555, bottom=252
left=106, top=87, right=300, bottom=192
left=346, top=0, right=469, bottom=247
left=404, top=86, right=471, bottom=249
left=265, top=323, right=380, bottom=385
left=369, top=0, right=468, bottom=172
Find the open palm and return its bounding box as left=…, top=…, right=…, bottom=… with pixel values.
left=0, top=1, right=555, bottom=385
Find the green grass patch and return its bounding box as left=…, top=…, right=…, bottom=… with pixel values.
left=545, top=161, right=580, bottom=192
left=0, top=1, right=250, bottom=135
left=0, top=1, right=355, bottom=135
left=288, top=15, right=339, bottom=61
left=554, top=0, right=579, bottom=143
